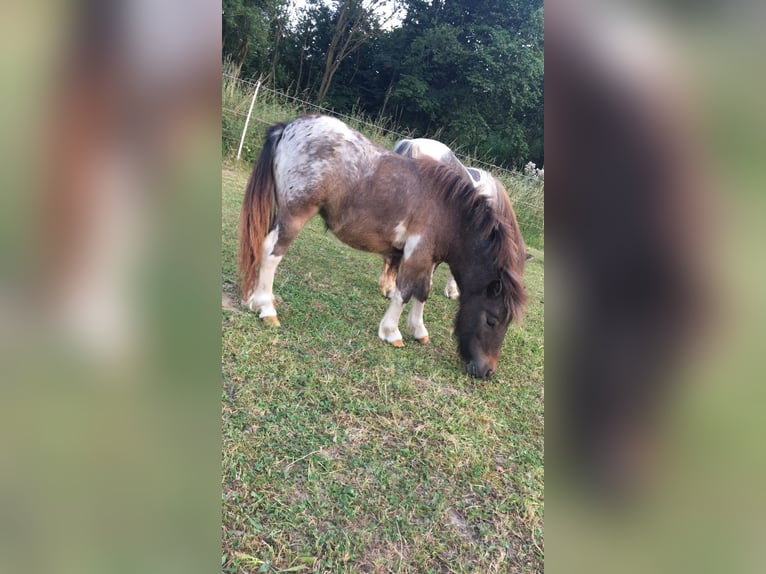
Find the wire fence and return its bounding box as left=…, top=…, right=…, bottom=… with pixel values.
left=222, top=72, right=544, bottom=239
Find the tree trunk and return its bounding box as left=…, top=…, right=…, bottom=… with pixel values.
left=270, top=21, right=283, bottom=82
left=316, top=0, right=396, bottom=103
left=316, top=0, right=351, bottom=102
left=379, top=70, right=397, bottom=117
left=316, top=59, right=335, bottom=102
left=236, top=36, right=249, bottom=71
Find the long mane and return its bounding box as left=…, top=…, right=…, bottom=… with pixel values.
left=417, top=161, right=528, bottom=321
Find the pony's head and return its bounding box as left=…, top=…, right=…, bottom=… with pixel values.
left=447, top=181, right=528, bottom=378
left=410, top=161, right=528, bottom=378
left=454, top=261, right=525, bottom=378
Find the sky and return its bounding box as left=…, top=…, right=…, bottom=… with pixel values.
left=286, top=0, right=406, bottom=31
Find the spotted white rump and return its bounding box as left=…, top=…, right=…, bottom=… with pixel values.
left=274, top=116, right=385, bottom=203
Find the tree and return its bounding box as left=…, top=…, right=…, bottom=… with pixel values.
left=221, top=0, right=544, bottom=168
left=314, top=0, right=404, bottom=103
left=222, top=0, right=289, bottom=81
left=383, top=0, right=544, bottom=166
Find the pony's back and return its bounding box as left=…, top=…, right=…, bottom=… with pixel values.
left=394, top=138, right=470, bottom=182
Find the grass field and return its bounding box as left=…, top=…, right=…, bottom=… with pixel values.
left=221, top=155, right=544, bottom=573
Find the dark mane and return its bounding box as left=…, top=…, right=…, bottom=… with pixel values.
left=418, top=161, right=528, bottom=321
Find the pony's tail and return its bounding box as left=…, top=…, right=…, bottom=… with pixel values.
left=238, top=123, right=285, bottom=298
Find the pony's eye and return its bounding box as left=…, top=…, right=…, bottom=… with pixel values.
left=486, top=316, right=497, bottom=328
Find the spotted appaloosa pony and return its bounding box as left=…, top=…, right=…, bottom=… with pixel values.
left=238, top=114, right=527, bottom=378
left=381, top=138, right=527, bottom=301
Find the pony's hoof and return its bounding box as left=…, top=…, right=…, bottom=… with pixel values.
left=389, top=339, right=404, bottom=348
left=416, top=336, right=430, bottom=345
left=262, top=316, right=281, bottom=327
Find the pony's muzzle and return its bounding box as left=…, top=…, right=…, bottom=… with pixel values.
left=466, top=360, right=496, bottom=379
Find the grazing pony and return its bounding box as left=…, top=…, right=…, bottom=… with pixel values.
left=383, top=138, right=527, bottom=300
left=238, top=115, right=527, bottom=378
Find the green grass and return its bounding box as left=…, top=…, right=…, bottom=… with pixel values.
left=221, top=159, right=544, bottom=572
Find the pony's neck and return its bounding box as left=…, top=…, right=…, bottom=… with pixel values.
left=444, top=219, right=495, bottom=292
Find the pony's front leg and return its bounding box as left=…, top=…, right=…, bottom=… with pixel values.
left=397, top=251, right=434, bottom=345
left=406, top=298, right=430, bottom=344
left=378, top=290, right=405, bottom=347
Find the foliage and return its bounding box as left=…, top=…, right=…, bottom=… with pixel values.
left=384, top=0, right=544, bottom=167
left=223, top=0, right=279, bottom=76
left=222, top=0, right=544, bottom=168
left=221, top=66, right=544, bottom=249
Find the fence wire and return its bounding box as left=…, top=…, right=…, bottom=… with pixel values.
left=225, top=74, right=543, bottom=180
left=223, top=73, right=543, bottom=235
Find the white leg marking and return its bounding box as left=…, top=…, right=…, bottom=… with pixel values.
left=403, top=234, right=422, bottom=261
left=406, top=298, right=430, bottom=343
left=444, top=272, right=460, bottom=299
left=378, top=290, right=405, bottom=346
left=248, top=253, right=283, bottom=318
left=263, top=226, right=280, bottom=254
left=243, top=227, right=283, bottom=318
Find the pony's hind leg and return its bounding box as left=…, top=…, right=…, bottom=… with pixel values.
left=444, top=271, right=460, bottom=299
left=379, top=254, right=400, bottom=298
left=244, top=207, right=317, bottom=325
left=244, top=226, right=283, bottom=325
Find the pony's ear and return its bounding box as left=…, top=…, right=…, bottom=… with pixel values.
left=486, top=279, right=502, bottom=298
